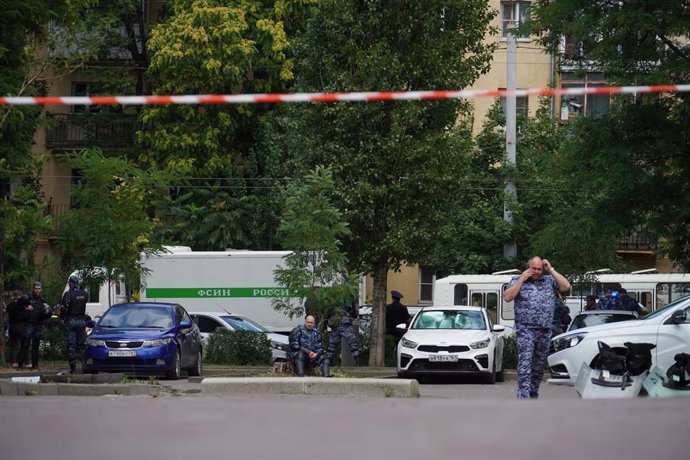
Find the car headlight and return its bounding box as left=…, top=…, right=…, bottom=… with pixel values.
left=401, top=338, right=418, bottom=349
left=470, top=338, right=490, bottom=349
left=86, top=338, right=105, bottom=347
left=143, top=338, right=172, bottom=347
left=551, top=333, right=587, bottom=352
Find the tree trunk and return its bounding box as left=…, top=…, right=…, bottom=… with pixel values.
left=368, top=257, right=388, bottom=367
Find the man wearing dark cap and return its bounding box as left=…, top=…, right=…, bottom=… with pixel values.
left=618, top=288, right=644, bottom=316
left=385, top=290, right=410, bottom=340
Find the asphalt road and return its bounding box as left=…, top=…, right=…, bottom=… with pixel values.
left=2, top=380, right=687, bottom=460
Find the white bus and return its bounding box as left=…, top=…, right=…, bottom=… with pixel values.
left=433, top=270, right=690, bottom=333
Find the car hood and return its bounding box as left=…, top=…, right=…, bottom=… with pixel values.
left=403, top=329, right=490, bottom=344
left=267, top=332, right=288, bottom=344
left=554, top=318, right=645, bottom=339
left=90, top=328, right=173, bottom=341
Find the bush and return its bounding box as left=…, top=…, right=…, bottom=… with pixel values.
left=204, top=330, right=272, bottom=365
left=502, top=334, right=517, bottom=370
left=358, top=332, right=397, bottom=367
left=40, top=322, right=67, bottom=361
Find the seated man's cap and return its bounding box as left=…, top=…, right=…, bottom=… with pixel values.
left=33, top=281, right=42, bottom=288
left=391, top=290, right=403, bottom=299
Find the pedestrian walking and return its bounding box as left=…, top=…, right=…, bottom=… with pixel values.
left=503, top=256, right=570, bottom=399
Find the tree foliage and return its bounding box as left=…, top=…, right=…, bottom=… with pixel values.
left=58, top=148, right=170, bottom=293
left=140, top=0, right=313, bottom=251
left=282, top=0, right=496, bottom=364
left=532, top=0, right=690, bottom=270
left=273, top=166, right=359, bottom=329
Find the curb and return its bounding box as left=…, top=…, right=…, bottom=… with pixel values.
left=201, top=377, right=420, bottom=398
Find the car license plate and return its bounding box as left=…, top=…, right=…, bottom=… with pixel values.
left=108, top=350, right=137, bottom=357
left=429, top=354, right=458, bottom=362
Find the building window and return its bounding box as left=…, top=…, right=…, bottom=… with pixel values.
left=559, top=72, right=610, bottom=122
left=419, top=267, right=435, bottom=303
left=501, top=1, right=531, bottom=39
left=72, top=82, right=99, bottom=113
left=500, top=91, right=529, bottom=118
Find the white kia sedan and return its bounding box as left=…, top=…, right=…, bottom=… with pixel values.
left=396, top=306, right=505, bottom=383
left=548, top=295, right=690, bottom=385
left=189, top=312, right=289, bottom=362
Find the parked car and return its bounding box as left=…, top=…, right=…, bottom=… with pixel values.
left=547, top=295, right=690, bottom=385
left=83, top=302, right=202, bottom=380
left=566, top=310, right=639, bottom=332
left=189, top=311, right=289, bottom=362
left=396, top=306, right=505, bottom=383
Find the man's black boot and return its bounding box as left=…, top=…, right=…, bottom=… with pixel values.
left=295, top=359, right=305, bottom=377
left=320, top=361, right=331, bottom=378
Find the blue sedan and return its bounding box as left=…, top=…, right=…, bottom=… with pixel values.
left=84, top=302, right=202, bottom=380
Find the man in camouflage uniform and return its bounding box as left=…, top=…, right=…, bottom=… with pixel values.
left=289, top=315, right=330, bottom=377
left=504, top=257, right=570, bottom=399
left=326, top=299, right=360, bottom=366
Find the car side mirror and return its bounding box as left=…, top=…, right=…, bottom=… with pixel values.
left=86, top=320, right=95, bottom=328
left=179, top=319, right=193, bottom=329
left=670, top=310, right=687, bottom=324
left=396, top=323, right=407, bottom=330
left=492, top=324, right=505, bottom=333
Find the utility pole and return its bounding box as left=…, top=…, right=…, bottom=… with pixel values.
left=504, top=25, right=517, bottom=261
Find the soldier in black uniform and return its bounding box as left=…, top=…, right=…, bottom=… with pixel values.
left=385, top=290, right=410, bottom=340
left=18, top=281, right=51, bottom=369
left=6, top=290, right=27, bottom=368
left=325, top=299, right=360, bottom=366
left=60, top=275, right=89, bottom=374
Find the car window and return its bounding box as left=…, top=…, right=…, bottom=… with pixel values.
left=411, top=310, right=485, bottom=330
left=220, top=315, right=265, bottom=332
left=568, top=312, right=636, bottom=331
left=99, top=306, right=173, bottom=329
left=195, top=316, right=224, bottom=333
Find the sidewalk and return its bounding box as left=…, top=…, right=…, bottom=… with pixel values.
left=0, top=364, right=518, bottom=397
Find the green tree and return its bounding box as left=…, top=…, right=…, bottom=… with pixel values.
left=283, top=0, right=496, bottom=365
left=531, top=0, right=690, bottom=270
left=140, top=0, right=314, bottom=251
left=58, top=148, right=170, bottom=298
left=273, top=166, right=359, bottom=330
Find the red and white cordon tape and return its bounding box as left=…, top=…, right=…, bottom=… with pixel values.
left=1, top=84, right=689, bottom=106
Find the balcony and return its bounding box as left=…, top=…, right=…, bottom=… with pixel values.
left=617, top=232, right=657, bottom=252
left=45, top=113, right=137, bottom=149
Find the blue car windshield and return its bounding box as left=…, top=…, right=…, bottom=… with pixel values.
left=219, top=315, right=266, bottom=332
left=99, top=306, right=174, bottom=329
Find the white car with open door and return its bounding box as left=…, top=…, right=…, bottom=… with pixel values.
left=548, top=296, right=690, bottom=385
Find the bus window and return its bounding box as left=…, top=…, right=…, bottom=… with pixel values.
left=454, top=284, right=468, bottom=306
left=633, top=291, right=653, bottom=311
left=501, top=284, right=514, bottom=321
left=470, top=292, right=498, bottom=325
left=486, top=292, right=498, bottom=325
left=671, top=283, right=690, bottom=303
